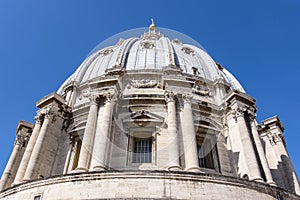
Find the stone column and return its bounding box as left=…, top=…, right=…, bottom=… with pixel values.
left=13, top=114, right=43, bottom=185
left=75, top=95, right=99, bottom=172
left=90, top=93, right=113, bottom=171
left=23, top=111, right=52, bottom=181
left=165, top=92, right=181, bottom=170
left=182, top=94, right=200, bottom=172
left=234, top=107, right=263, bottom=182
left=268, top=124, right=300, bottom=195
left=249, top=115, right=276, bottom=186
left=0, top=135, right=25, bottom=190
left=275, top=141, right=300, bottom=195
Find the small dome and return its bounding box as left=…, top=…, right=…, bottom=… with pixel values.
left=58, top=27, right=244, bottom=93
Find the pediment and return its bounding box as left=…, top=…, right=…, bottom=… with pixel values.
left=123, top=110, right=164, bottom=123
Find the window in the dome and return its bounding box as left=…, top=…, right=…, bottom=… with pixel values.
left=196, top=136, right=219, bottom=171
left=133, top=137, right=152, bottom=163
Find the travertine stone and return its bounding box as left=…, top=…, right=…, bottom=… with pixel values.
left=181, top=94, right=200, bottom=172
left=90, top=93, right=113, bottom=171
left=1, top=25, right=300, bottom=199
left=0, top=139, right=22, bottom=190
left=165, top=91, right=181, bottom=170
left=235, top=108, right=263, bottom=182
left=13, top=115, right=43, bottom=185
left=75, top=95, right=99, bottom=172
left=1, top=171, right=299, bottom=200
left=249, top=118, right=276, bottom=186
left=23, top=112, right=52, bottom=181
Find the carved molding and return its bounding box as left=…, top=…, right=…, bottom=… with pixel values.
left=229, top=106, right=257, bottom=123
left=141, top=41, right=154, bottom=49
left=230, top=107, right=245, bottom=122
left=181, top=46, right=195, bottom=55
left=172, top=38, right=182, bottom=45
left=103, top=92, right=113, bottom=103
left=99, top=48, right=113, bottom=56
left=15, top=134, right=27, bottom=146
left=128, top=79, right=161, bottom=89
left=192, top=85, right=211, bottom=96
left=266, top=131, right=284, bottom=145
left=141, top=31, right=162, bottom=40
left=89, top=94, right=100, bottom=105
left=182, top=94, right=193, bottom=104
left=34, top=114, right=45, bottom=125
left=164, top=91, right=176, bottom=103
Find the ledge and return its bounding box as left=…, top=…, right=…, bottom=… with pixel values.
left=1, top=170, right=299, bottom=200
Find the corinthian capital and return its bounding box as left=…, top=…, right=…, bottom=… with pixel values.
left=230, top=107, right=244, bottom=122
left=103, top=92, right=112, bottom=103
left=89, top=94, right=100, bottom=105
left=182, top=94, right=193, bottom=104
left=243, top=106, right=257, bottom=121
left=164, top=91, right=176, bottom=103
left=15, top=134, right=26, bottom=146
left=34, top=113, right=44, bottom=124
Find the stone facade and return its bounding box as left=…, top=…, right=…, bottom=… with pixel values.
left=0, top=22, right=299, bottom=199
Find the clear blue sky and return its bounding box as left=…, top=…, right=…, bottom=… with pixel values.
left=0, top=0, right=299, bottom=177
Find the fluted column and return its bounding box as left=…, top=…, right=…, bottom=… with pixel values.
left=90, top=93, right=113, bottom=171
left=13, top=114, right=43, bottom=185
left=249, top=115, right=276, bottom=186
left=75, top=95, right=99, bottom=172
left=0, top=135, right=25, bottom=190
left=165, top=91, right=181, bottom=170
left=182, top=94, right=200, bottom=172
left=23, top=111, right=52, bottom=181
left=234, top=107, right=263, bottom=182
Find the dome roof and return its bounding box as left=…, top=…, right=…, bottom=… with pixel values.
left=58, top=25, right=244, bottom=93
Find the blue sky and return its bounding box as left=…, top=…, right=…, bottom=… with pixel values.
left=0, top=0, right=299, bottom=177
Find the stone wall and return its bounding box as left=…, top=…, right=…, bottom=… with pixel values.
left=1, top=171, right=299, bottom=200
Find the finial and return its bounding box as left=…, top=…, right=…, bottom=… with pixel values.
left=149, top=18, right=156, bottom=32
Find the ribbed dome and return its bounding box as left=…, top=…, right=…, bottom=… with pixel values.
left=58, top=26, right=244, bottom=93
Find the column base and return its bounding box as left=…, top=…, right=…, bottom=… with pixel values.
left=91, top=165, right=107, bottom=171
left=267, top=181, right=277, bottom=186
left=168, top=165, right=182, bottom=171
left=72, top=167, right=88, bottom=173
left=185, top=166, right=203, bottom=173
left=251, top=176, right=264, bottom=183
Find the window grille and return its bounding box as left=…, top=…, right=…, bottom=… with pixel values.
left=133, top=137, right=152, bottom=163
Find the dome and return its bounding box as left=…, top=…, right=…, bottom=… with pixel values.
left=58, top=25, right=244, bottom=93
left=1, top=22, right=300, bottom=200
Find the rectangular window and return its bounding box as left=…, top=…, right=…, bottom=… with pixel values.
left=133, top=137, right=152, bottom=163
left=197, top=137, right=218, bottom=170
left=198, top=144, right=214, bottom=169
left=34, top=195, right=42, bottom=200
